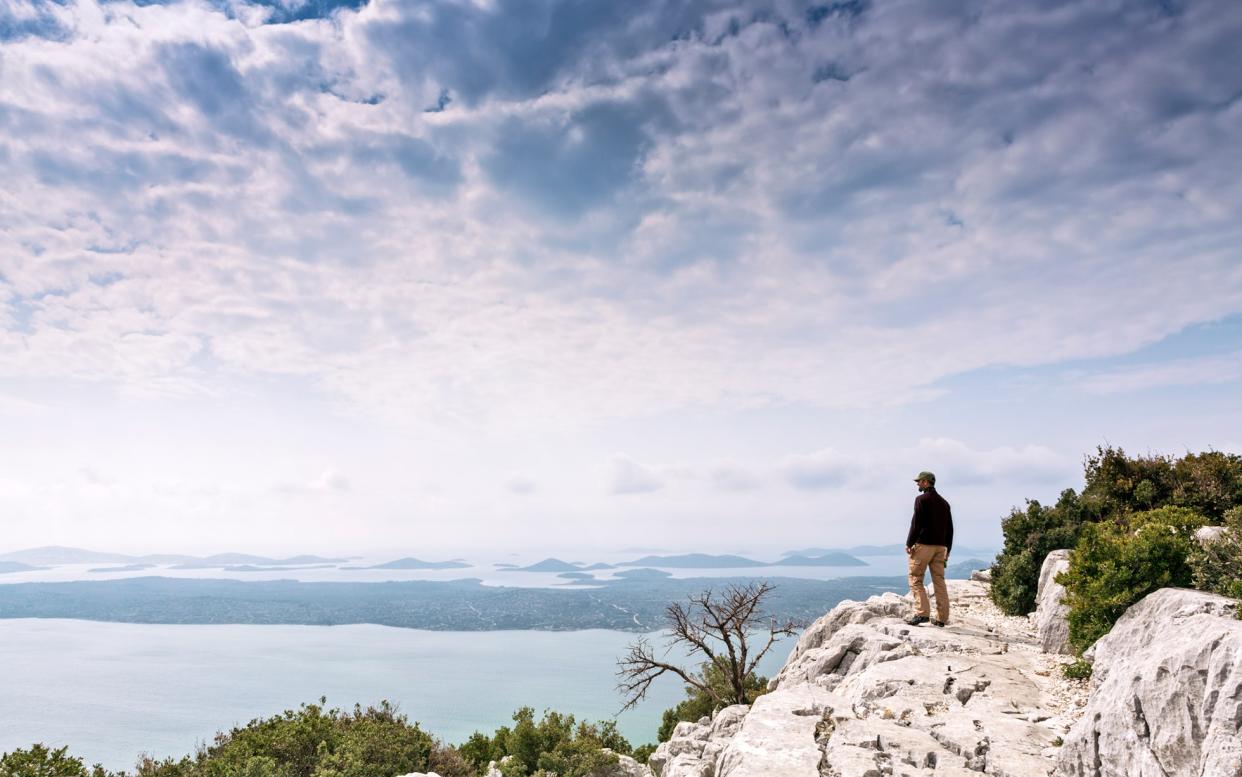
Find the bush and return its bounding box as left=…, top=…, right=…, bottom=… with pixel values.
left=1188, top=506, right=1242, bottom=617
left=459, top=708, right=630, bottom=777
left=990, top=489, right=1090, bottom=615
left=1060, top=659, right=1092, bottom=680
left=131, top=700, right=467, bottom=777
left=0, top=745, right=114, bottom=777
left=989, top=447, right=1242, bottom=616
left=1060, top=506, right=1206, bottom=652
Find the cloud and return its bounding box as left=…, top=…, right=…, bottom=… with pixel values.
left=907, top=438, right=1072, bottom=487
left=506, top=475, right=536, bottom=495
left=609, top=454, right=664, bottom=495
left=780, top=447, right=858, bottom=490
left=276, top=469, right=351, bottom=494
left=708, top=463, right=762, bottom=492
left=1078, top=351, right=1242, bottom=394
left=0, top=0, right=1240, bottom=433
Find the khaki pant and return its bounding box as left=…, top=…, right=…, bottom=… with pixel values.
left=908, top=543, right=950, bottom=622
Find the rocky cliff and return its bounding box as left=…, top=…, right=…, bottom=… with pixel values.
left=650, top=570, right=1241, bottom=777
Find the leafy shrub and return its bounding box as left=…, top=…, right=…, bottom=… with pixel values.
left=990, top=489, right=1090, bottom=615
left=459, top=707, right=630, bottom=777
left=630, top=744, right=656, bottom=764
left=1188, top=506, right=1242, bottom=617
left=1060, top=506, right=1206, bottom=652
left=0, top=745, right=114, bottom=777
left=990, top=447, right=1242, bottom=616
left=1060, top=659, right=1092, bottom=680
left=132, top=700, right=467, bottom=777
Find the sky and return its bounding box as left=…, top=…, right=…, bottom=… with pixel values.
left=1, top=0, right=1240, bottom=557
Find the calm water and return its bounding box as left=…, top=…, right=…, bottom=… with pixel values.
left=0, top=619, right=793, bottom=771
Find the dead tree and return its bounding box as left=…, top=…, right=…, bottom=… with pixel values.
left=616, top=581, right=798, bottom=712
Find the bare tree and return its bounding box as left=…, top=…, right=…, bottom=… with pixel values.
left=616, top=581, right=799, bottom=712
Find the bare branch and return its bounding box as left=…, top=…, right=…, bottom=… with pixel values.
left=615, top=581, right=797, bottom=713
left=615, top=637, right=716, bottom=712
left=744, top=618, right=799, bottom=679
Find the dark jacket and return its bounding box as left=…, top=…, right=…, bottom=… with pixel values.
left=906, top=487, right=953, bottom=553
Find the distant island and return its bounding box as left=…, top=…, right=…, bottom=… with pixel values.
left=0, top=546, right=348, bottom=569
left=344, top=557, right=472, bottom=571
left=0, top=574, right=910, bottom=631
left=0, top=561, right=43, bottom=574
left=774, top=553, right=868, bottom=567
left=612, top=568, right=673, bottom=579
left=87, top=564, right=155, bottom=573
left=222, top=564, right=338, bottom=572
left=782, top=544, right=998, bottom=558
left=617, top=552, right=867, bottom=568
left=170, top=554, right=348, bottom=569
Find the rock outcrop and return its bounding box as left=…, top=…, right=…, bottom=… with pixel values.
left=1033, top=549, right=1072, bottom=655
left=1057, top=588, right=1242, bottom=777
left=1194, top=525, right=1229, bottom=544
left=645, top=556, right=1242, bottom=777
left=650, top=581, right=1088, bottom=776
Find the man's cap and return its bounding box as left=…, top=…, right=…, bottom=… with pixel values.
left=914, top=471, right=936, bottom=484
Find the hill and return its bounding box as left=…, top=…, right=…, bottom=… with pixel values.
left=354, top=557, right=472, bottom=570
left=617, top=553, right=766, bottom=568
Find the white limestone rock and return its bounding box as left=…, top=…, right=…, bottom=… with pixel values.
left=1034, top=549, right=1072, bottom=654
left=649, top=706, right=743, bottom=777
left=713, top=684, right=830, bottom=777
left=771, top=592, right=909, bottom=690
left=1057, top=588, right=1242, bottom=777
left=657, top=580, right=1090, bottom=777
left=1194, top=524, right=1229, bottom=544
left=969, top=567, right=992, bottom=583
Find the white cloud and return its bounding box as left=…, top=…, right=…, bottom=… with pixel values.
left=506, top=475, right=536, bottom=495
left=1078, top=351, right=1242, bottom=394
left=276, top=468, right=351, bottom=494
left=609, top=455, right=664, bottom=495
left=0, top=0, right=1239, bottom=433
left=779, top=447, right=859, bottom=490
left=708, top=463, right=762, bottom=492
left=0, top=0, right=1239, bottom=552
left=906, top=438, right=1072, bottom=487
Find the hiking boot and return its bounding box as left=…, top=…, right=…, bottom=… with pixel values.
left=904, top=614, right=930, bottom=626
left=931, top=619, right=947, bottom=628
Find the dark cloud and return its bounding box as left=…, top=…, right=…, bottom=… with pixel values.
left=160, top=42, right=272, bottom=146
left=483, top=102, right=651, bottom=219
left=31, top=148, right=216, bottom=193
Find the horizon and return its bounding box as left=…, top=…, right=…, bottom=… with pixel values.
left=3, top=0, right=1241, bottom=554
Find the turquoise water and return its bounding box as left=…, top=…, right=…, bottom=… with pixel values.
left=0, top=619, right=793, bottom=772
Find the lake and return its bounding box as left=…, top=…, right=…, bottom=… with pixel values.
left=0, top=619, right=793, bottom=772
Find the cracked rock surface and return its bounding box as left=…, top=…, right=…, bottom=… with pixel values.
left=1056, top=588, right=1242, bottom=777
left=650, top=580, right=1090, bottom=777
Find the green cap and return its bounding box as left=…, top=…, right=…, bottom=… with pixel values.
left=914, top=471, right=936, bottom=484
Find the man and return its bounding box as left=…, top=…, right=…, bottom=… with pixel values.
left=904, top=471, right=953, bottom=627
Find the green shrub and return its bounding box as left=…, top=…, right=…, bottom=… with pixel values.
left=990, top=489, right=1090, bottom=615
left=1060, top=659, right=1092, bottom=680
left=130, top=701, right=466, bottom=777
left=989, top=447, right=1242, bottom=616
left=460, top=707, right=629, bottom=777
left=630, top=744, right=656, bottom=764
left=1188, top=506, right=1242, bottom=618
left=1060, top=506, right=1206, bottom=652
left=0, top=745, right=114, bottom=777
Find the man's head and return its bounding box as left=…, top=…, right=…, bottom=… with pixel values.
left=914, top=471, right=936, bottom=491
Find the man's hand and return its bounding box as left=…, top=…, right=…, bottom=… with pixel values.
left=905, top=546, right=913, bottom=557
